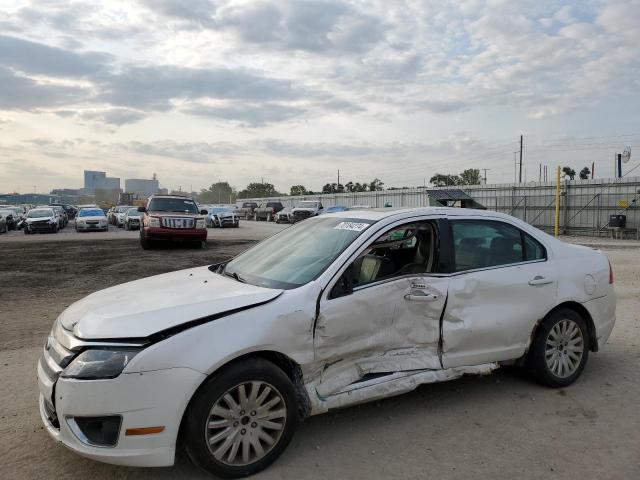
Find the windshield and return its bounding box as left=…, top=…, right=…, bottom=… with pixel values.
left=116, top=206, right=130, bottom=212
left=223, top=217, right=375, bottom=289
left=211, top=207, right=233, bottom=214
left=127, top=208, right=140, bottom=215
left=27, top=209, right=53, bottom=218
left=79, top=209, right=105, bottom=217
left=149, top=197, right=199, bottom=213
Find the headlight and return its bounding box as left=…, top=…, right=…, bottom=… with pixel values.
left=149, top=216, right=160, bottom=227
left=61, top=348, right=141, bottom=380
left=196, top=219, right=205, bottom=228
left=77, top=220, right=85, bottom=225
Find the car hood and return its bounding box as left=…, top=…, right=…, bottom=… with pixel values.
left=26, top=217, right=54, bottom=222
left=59, top=266, right=283, bottom=340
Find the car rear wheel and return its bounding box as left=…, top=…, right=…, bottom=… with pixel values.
left=527, top=308, right=589, bottom=388
left=183, top=358, right=298, bottom=479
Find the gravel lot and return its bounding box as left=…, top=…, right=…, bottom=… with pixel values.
left=0, top=223, right=638, bottom=480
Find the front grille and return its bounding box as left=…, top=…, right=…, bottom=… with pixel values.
left=162, top=217, right=194, bottom=229
left=294, top=210, right=312, bottom=219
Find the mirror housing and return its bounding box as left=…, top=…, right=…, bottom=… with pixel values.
left=200, top=209, right=208, bottom=215
left=137, top=206, right=146, bottom=213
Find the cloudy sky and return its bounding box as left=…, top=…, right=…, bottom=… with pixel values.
left=0, top=0, right=639, bottom=194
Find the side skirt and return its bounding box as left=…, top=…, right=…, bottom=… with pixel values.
left=306, top=363, right=497, bottom=415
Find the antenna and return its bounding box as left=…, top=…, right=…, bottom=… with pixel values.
left=622, top=146, right=631, bottom=163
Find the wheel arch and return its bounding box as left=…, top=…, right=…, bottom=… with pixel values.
left=178, top=350, right=311, bottom=439
left=532, top=301, right=598, bottom=354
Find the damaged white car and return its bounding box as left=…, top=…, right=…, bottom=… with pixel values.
left=37, top=207, right=616, bottom=477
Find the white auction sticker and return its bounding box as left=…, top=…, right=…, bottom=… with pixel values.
left=334, top=221, right=369, bottom=232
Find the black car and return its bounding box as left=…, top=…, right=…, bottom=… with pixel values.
left=50, top=203, right=78, bottom=220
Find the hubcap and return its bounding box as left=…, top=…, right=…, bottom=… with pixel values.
left=545, top=319, right=584, bottom=378
left=205, top=381, right=286, bottom=466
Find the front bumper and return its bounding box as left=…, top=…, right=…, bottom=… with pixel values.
left=77, top=223, right=107, bottom=230
left=144, top=226, right=207, bottom=241
left=38, top=367, right=206, bottom=467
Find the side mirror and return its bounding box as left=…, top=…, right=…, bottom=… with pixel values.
left=138, top=206, right=146, bottom=213
left=329, top=264, right=354, bottom=299
left=319, top=206, right=323, bottom=209
left=200, top=209, right=208, bottom=215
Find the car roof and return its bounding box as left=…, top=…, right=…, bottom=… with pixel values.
left=318, top=206, right=515, bottom=221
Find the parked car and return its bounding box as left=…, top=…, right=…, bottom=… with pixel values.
left=207, top=206, right=239, bottom=228
left=24, top=208, right=58, bottom=234
left=291, top=200, right=323, bottom=222
left=2, top=206, right=25, bottom=228
left=274, top=206, right=293, bottom=224
left=235, top=202, right=259, bottom=220
left=138, top=195, right=207, bottom=249
left=254, top=201, right=284, bottom=222
left=75, top=208, right=108, bottom=232
left=0, top=209, right=12, bottom=232
left=35, top=207, right=617, bottom=477
left=50, top=203, right=78, bottom=220
left=114, top=206, right=132, bottom=228
left=123, top=207, right=143, bottom=230
left=42, top=205, right=66, bottom=228
left=323, top=205, right=350, bottom=214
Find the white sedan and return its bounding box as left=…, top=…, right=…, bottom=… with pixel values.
left=37, top=207, right=616, bottom=477
left=75, top=208, right=108, bottom=232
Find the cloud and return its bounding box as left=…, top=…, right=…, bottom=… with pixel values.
left=0, top=34, right=110, bottom=76
left=79, top=108, right=147, bottom=125
left=185, top=102, right=307, bottom=126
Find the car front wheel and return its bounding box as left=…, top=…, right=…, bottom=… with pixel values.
left=183, top=358, right=298, bottom=478
left=527, top=308, right=589, bottom=388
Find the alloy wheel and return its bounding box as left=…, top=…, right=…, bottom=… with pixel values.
left=545, top=318, right=584, bottom=378
left=205, top=381, right=287, bottom=467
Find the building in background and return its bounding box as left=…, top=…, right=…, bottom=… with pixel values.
left=125, top=174, right=159, bottom=200
left=83, top=170, right=120, bottom=194
left=0, top=193, right=61, bottom=205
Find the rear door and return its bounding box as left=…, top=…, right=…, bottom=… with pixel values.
left=441, top=217, right=556, bottom=368
left=314, top=217, right=449, bottom=397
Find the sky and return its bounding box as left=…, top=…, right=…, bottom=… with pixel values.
left=0, top=0, right=639, bottom=194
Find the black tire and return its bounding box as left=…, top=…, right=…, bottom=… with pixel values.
left=24, top=227, right=29, bottom=235
left=183, top=358, right=299, bottom=479
left=140, top=231, right=153, bottom=250
left=526, top=308, right=590, bottom=388
left=253, top=213, right=258, bottom=221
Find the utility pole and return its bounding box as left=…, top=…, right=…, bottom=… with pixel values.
left=539, top=163, right=542, bottom=182
left=518, top=134, right=523, bottom=183
left=337, top=169, right=340, bottom=187
left=514, top=151, right=519, bottom=182
left=481, top=169, right=490, bottom=184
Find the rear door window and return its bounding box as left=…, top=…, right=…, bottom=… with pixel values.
left=451, top=219, right=544, bottom=272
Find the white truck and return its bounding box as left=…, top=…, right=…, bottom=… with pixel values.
left=291, top=200, right=323, bottom=222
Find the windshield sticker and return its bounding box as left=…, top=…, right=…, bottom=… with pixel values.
left=334, top=222, right=369, bottom=232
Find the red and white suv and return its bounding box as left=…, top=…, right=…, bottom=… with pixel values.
left=138, top=195, right=207, bottom=249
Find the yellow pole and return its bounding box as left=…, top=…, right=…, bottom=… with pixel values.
left=554, top=166, right=561, bottom=237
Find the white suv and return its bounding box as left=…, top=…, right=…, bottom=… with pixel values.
left=37, top=207, right=616, bottom=477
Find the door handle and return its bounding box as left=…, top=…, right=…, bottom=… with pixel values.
left=528, top=276, right=553, bottom=286
left=404, top=292, right=439, bottom=302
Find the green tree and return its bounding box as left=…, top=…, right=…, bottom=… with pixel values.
left=459, top=168, right=482, bottom=185
left=321, top=183, right=345, bottom=193
left=429, top=173, right=461, bottom=186
left=562, top=167, right=576, bottom=180
left=197, top=182, right=236, bottom=204
left=369, top=178, right=384, bottom=191
left=579, top=167, right=591, bottom=180
left=237, top=182, right=280, bottom=199
left=290, top=185, right=309, bottom=196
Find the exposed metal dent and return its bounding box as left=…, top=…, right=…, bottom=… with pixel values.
left=308, top=363, right=497, bottom=414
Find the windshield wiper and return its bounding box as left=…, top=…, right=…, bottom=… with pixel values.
left=223, top=270, right=246, bottom=283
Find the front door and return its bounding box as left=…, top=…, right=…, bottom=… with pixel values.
left=314, top=220, right=449, bottom=398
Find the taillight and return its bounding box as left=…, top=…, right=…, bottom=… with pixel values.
left=609, top=260, right=614, bottom=284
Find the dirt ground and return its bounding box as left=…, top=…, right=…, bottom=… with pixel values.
left=0, top=225, right=639, bottom=480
